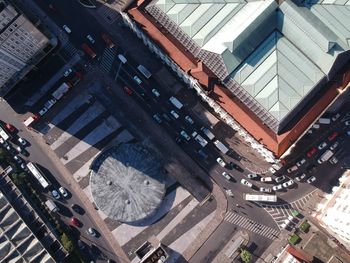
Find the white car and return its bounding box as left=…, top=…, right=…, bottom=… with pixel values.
left=170, top=110, right=179, bottom=119
left=184, top=116, right=194, bottom=125
left=18, top=137, right=27, bottom=146
left=318, top=142, right=327, bottom=150
left=39, top=107, right=48, bottom=116
left=180, top=130, right=190, bottom=141
left=59, top=187, right=68, bottom=198
left=295, top=173, right=306, bottom=182
left=247, top=173, right=258, bottom=179
left=20, top=163, right=28, bottom=171
left=151, top=89, right=160, bottom=97
left=86, top=34, right=95, bottom=44
left=287, top=165, right=298, bottom=173
left=330, top=141, right=339, bottom=151
left=272, top=184, right=283, bottom=191
left=331, top=113, right=341, bottom=122
left=345, top=121, right=350, bottom=126
left=268, top=167, right=276, bottom=174
left=275, top=175, right=286, bottom=183
left=306, top=176, right=316, bottom=184
left=259, top=187, right=272, bottom=193
left=62, top=25, right=71, bottom=34
left=296, top=158, right=306, bottom=167
left=240, top=179, right=252, bottom=188
left=216, top=157, right=226, bottom=167
left=64, top=68, right=73, bottom=77
left=0, top=138, right=9, bottom=147
left=222, top=172, right=231, bottom=181
left=15, top=146, right=22, bottom=153
left=44, top=99, right=57, bottom=110
left=52, top=190, right=60, bottom=199
left=329, top=156, right=338, bottom=164
left=282, top=179, right=294, bottom=188
left=13, top=155, right=22, bottom=164
left=87, top=227, right=97, bottom=237
left=133, top=75, right=142, bottom=84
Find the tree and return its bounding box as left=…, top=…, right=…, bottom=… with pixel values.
left=240, top=249, right=252, bottom=263
left=0, top=148, right=6, bottom=160
left=11, top=172, right=27, bottom=185
left=60, top=233, right=74, bottom=253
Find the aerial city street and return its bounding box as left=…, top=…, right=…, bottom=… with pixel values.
left=0, top=0, right=350, bottom=262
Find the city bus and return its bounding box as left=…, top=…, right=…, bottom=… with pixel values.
left=26, top=162, right=51, bottom=189
left=243, top=194, right=277, bottom=203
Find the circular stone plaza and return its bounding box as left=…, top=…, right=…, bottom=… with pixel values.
left=90, top=143, right=166, bottom=224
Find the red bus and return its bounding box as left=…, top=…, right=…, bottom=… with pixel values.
left=81, top=43, right=96, bottom=59
left=101, top=33, right=114, bottom=48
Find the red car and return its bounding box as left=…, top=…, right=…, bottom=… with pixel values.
left=328, top=131, right=338, bottom=141
left=5, top=123, right=16, bottom=133
left=307, top=147, right=317, bottom=158
left=70, top=217, right=81, bottom=227
left=123, top=86, right=133, bottom=95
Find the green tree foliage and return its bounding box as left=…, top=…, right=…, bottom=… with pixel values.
left=61, top=233, right=74, bottom=253
left=240, top=249, right=252, bottom=263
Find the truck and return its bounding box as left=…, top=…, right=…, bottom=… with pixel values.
left=214, top=140, right=229, bottom=154
left=317, top=150, right=334, bottom=164
left=81, top=43, right=96, bottom=59
left=191, top=132, right=208, bottom=147
left=244, top=194, right=277, bottom=203
left=45, top=200, right=59, bottom=212
left=169, top=96, right=183, bottom=110
left=201, top=127, right=215, bottom=141
left=52, top=82, right=70, bottom=100
left=101, top=33, right=114, bottom=48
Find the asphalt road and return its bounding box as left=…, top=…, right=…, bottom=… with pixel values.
left=10, top=0, right=350, bottom=261
left=0, top=102, right=119, bottom=262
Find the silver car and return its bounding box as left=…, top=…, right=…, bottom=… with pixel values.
left=222, top=172, right=231, bottom=181
left=306, top=176, right=316, bottom=184
left=216, top=157, right=226, bottom=167
left=275, top=175, right=286, bottom=183
left=240, top=179, right=252, bottom=188
left=282, top=179, right=294, bottom=188
left=259, top=187, right=272, bottom=193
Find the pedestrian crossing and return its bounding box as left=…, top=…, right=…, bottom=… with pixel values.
left=100, top=48, right=116, bottom=73
left=62, top=42, right=79, bottom=58
left=259, top=190, right=317, bottom=229
left=224, top=211, right=280, bottom=240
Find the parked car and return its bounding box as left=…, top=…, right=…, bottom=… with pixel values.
left=18, top=137, right=27, bottom=146
left=259, top=187, right=272, bottom=193
left=152, top=114, right=162, bottom=124
left=71, top=204, right=84, bottom=214
left=170, top=110, right=179, bottom=119
left=240, top=179, right=252, bottom=188
left=268, top=167, right=276, bottom=174
left=70, top=217, right=80, bottom=227
left=247, top=173, right=258, bottom=179
left=77, top=240, right=85, bottom=250
left=332, top=113, right=341, bottom=122
left=306, top=176, right=316, bottom=184
left=151, top=89, right=160, bottom=97
left=307, top=147, right=317, bottom=157
left=287, top=165, right=298, bottom=173
left=295, top=173, right=306, bottom=182
left=20, top=163, right=28, bottom=171
left=59, top=187, right=68, bottom=198
left=260, top=176, right=273, bottom=182
left=52, top=190, right=60, bottom=199
left=330, top=141, right=339, bottom=151
left=345, top=121, right=350, bottom=126
left=5, top=123, right=16, bottom=132
left=272, top=184, right=283, bottom=191
left=15, top=146, right=22, bottom=153
left=184, top=116, right=194, bottom=125
left=64, top=68, right=73, bottom=77
left=216, top=157, right=226, bottom=167
left=180, top=130, right=190, bottom=141
left=0, top=138, right=8, bottom=147
left=328, top=131, right=338, bottom=141
left=86, top=34, right=95, bottom=44
left=123, top=86, right=133, bottom=95
left=133, top=75, right=142, bottom=84
left=296, top=158, right=306, bottom=167
left=87, top=227, right=97, bottom=237
left=275, top=175, right=286, bottom=183
left=329, top=156, right=338, bottom=164
left=13, top=155, right=22, bottom=164
left=282, top=179, right=294, bottom=188
left=197, top=149, right=208, bottom=159
left=318, top=142, right=327, bottom=150
left=38, top=107, right=48, bottom=116
left=222, top=172, right=231, bottom=181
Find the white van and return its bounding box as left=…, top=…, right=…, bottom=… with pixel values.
left=318, top=118, right=331, bottom=124
left=137, top=65, right=151, bottom=79
left=118, top=54, right=127, bottom=64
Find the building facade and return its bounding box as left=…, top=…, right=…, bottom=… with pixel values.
left=123, top=0, right=350, bottom=158
left=0, top=0, right=49, bottom=96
